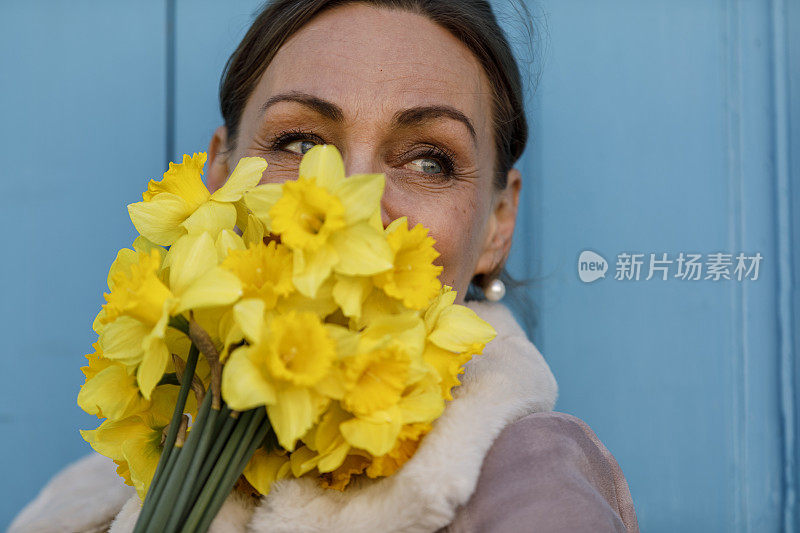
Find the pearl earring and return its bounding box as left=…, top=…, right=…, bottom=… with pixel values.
left=484, top=278, right=506, bottom=302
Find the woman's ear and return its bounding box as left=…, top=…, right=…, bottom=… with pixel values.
left=473, top=168, right=522, bottom=279
left=206, top=126, right=230, bottom=193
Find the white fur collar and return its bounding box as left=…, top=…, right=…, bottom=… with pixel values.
left=12, top=302, right=557, bottom=533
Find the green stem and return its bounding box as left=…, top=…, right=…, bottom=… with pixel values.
left=169, top=315, right=190, bottom=335
left=212, top=405, right=232, bottom=434
left=185, top=407, right=237, bottom=508
left=151, top=389, right=213, bottom=531
left=166, top=403, right=221, bottom=531
left=194, top=414, right=269, bottom=532
left=179, top=409, right=258, bottom=532
left=134, top=345, right=198, bottom=532
left=157, top=373, right=180, bottom=387
left=138, top=446, right=181, bottom=531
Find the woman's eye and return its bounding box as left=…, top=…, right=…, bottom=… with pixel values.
left=282, top=139, right=318, bottom=155
left=406, top=158, right=443, bottom=175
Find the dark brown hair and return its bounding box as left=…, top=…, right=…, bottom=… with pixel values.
left=219, top=0, right=528, bottom=189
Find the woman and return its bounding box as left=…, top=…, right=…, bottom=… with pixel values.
left=11, top=1, right=639, bottom=531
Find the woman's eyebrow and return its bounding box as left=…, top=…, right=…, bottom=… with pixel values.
left=391, top=105, right=477, bottom=146
left=259, top=92, right=477, bottom=145
left=260, top=91, right=345, bottom=122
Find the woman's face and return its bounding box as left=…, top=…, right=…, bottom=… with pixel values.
left=208, top=3, right=520, bottom=301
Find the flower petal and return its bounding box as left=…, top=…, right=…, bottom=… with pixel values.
left=216, top=229, right=246, bottom=261
left=244, top=183, right=282, bottom=227
left=267, top=386, right=320, bottom=450
left=339, top=407, right=402, bottom=456
left=423, top=286, right=457, bottom=334
left=149, top=384, right=196, bottom=422
left=244, top=448, right=291, bottom=495
left=78, top=364, right=147, bottom=420
left=233, top=298, right=265, bottom=344
left=211, top=157, right=268, bottom=202
left=181, top=201, right=236, bottom=236
left=175, top=267, right=242, bottom=313
left=293, top=246, right=338, bottom=298
left=107, top=248, right=138, bottom=290
left=289, top=445, right=320, bottom=477
left=428, top=305, right=497, bottom=352
left=398, top=377, right=445, bottom=424
left=221, top=346, right=277, bottom=410
left=81, top=417, right=152, bottom=460
left=132, top=235, right=164, bottom=256
left=137, top=337, right=170, bottom=400
left=330, top=223, right=393, bottom=276
left=128, top=193, right=190, bottom=246
left=332, top=275, right=372, bottom=318
left=316, top=440, right=351, bottom=474
left=143, top=152, right=209, bottom=207
left=99, top=317, right=149, bottom=366
left=361, top=313, right=425, bottom=357
left=241, top=213, right=266, bottom=247
left=333, top=173, right=385, bottom=225
left=168, top=233, right=218, bottom=295
left=298, top=144, right=345, bottom=189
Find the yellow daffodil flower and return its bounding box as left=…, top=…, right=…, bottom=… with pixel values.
left=421, top=287, right=497, bottom=400
left=222, top=310, right=337, bottom=450
left=325, top=315, right=442, bottom=457
left=245, top=145, right=392, bottom=297
left=78, top=343, right=148, bottom=421
left=93, top=237, right=167, bottom=333
left=339, top=374, right=443, bottom=457
left=99, top=234, right=241, bottom=398
left=288, top=402, right=352, bottom=477
left=81, top=385, right=197, bottom=500
left=222, top=240, right=294, bottom=308
left=128, top=153, right=267, bottom=246
left=341, top=345, right=410, bottom=416
left=373, top=217, right=442, bottom=310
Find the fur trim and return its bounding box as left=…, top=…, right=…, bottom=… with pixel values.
left=9, top=453, right=134, bottom=533
left=109, top=490, right=255, bottom=533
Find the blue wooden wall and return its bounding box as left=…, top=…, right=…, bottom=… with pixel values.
left=1, top=1, right=797, bottom=531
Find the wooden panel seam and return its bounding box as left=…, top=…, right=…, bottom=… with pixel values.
left=770, top=0, right=797, bottom=530
left=166, top=0, right=177, bottom=168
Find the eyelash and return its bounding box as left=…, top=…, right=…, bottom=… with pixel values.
left=268, top=129, right=457, bottom=178
left=268, top=128, right=324, bottom=151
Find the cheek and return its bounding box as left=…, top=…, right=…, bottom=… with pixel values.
left=382, top=180, right=487, bottom=299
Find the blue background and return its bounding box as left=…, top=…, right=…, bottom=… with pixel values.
left=1, top=1, right=798, bottom=531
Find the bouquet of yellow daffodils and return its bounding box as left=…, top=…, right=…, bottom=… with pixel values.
left=78, top=145, right=496, bottom=532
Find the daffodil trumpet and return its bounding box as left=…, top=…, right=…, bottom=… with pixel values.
left=80, top=145, right=497, bottom=532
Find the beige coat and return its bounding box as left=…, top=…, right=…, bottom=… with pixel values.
left=11, top=302, right=638, bottom=532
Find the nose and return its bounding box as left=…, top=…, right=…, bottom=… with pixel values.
left=342, top=143, right=379, bottom=176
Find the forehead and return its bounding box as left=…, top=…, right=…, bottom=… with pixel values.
left=251, top=3, right=493, bottom=137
